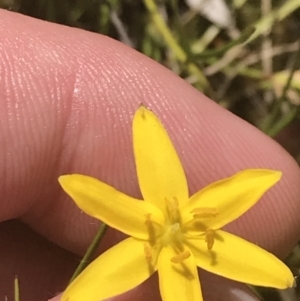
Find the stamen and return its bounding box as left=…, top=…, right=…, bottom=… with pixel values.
left=173, top=196, right=179, bottom=206
left=144, top=214, right=152, bottom=226
left=205, top=229, right=215, bottom=250
left=144, top=243, right=153, bottom=262
left=165, top=198, right=175, bottom=212
left=165, top=197, right=181, bottom=222
left=144, top=214, right=157, bottom=246
left=191, top=207, right=219, bottom=218
left=171, top=250, right=191, bottom=263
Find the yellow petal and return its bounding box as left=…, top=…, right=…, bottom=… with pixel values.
left=157, top=246, right=203, bottom=301
left=61, top=238, right=158, bottom=301
left=133, top=105, right=189, bottom=212
left=187, top=230, right=294, bottom=289
left=182, top=169, right=281, bottom=231
left=59, top=174, right=164, bottom=240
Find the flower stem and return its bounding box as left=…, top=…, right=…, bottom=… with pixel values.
left=69, top=223, right=107, bottom=283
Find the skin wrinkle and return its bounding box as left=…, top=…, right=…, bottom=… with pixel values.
left=0, top=24, right=75, bottom=221
left=0, top=55, right=12, bottom=217
left=2, top=63, right=36, bottom=219
left=0, top=10, right=299, bottom=301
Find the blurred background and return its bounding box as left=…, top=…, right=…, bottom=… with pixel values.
left=0, top=1, right=299, bottom=300
left=1, top=0, right=298, bottom=160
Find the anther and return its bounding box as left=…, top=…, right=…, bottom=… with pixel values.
left=205, top=229, right=215, bottom=250
left=165, top=198, right=174, bottom=211
left=191, top=207, right=219, bottom=218
left=144, top=243, right=153, bottom=262
left=144, top=214, right=158, bottom=246
left=173, top=197, right=179, bottom=207
left=171, top=250, right=191, bottom=263
left=144, top=214, right=152, bottom=226
left=165, top=197, right=180, bottom=222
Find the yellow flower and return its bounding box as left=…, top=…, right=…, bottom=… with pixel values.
left=59, top=106, right=294, bottom=301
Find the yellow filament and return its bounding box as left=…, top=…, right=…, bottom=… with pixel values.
left=144, top=243, right=153, bottom=262
left=171, top=250, right=191, bottom=263
left=205, top=229, right=215, bottom=250
left=165, top=197, right=181, bottom=222
left=144, top=213, right=158, bottom=246
left=144, top=213, right=152, bottom=225
left=191, top=207, right=219, bottom=218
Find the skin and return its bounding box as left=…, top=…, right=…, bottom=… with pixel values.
left=0, top=9, right=300, bottom=301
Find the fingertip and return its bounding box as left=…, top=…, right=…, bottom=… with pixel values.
left=48, top=294, right=61, bottom=301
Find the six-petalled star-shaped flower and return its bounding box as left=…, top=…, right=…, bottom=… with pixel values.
left=59, top=106, right=294, bottom=301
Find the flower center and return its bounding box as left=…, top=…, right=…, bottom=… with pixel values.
left=155, top=198, right=182, bottom=244
left=164, top=198, right=182, bottom=242
left=170, top=222, right=180, bottom=233
left=159, top=198, right=193, bottom=263
left=161, top=220, right=183, bottom=247
left=143, top=201, right=219, bottom=264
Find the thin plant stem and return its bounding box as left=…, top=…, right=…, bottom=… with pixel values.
left=261, top=0, right=273, bottom=104
left=69, top=223, right=107, bottom=284
left=266, top=106, right=299, bottom=137
left=261, top=42, right=300, bottom=133
left=143, top=0, right=209, bottom=92
left=14, top=277, right=20, bottom=301
left=196, top=26, right=255, bottom=59
left=247, top=0, right=300, bottom=43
